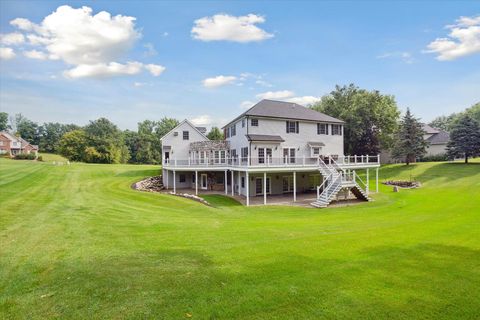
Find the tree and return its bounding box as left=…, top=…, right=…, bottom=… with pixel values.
left=84, top=118, right=130, bottom=164
left=207, top=127, right=224, bottom=140
left=311, top=84, right=400, bottom=155
left=155, top=117, right=179, bottom=139
left=391, top=108, right=429, bottom=165
left=58, top=130, right=88, bottom=161
left=429, top=102, right=479, bottom=132
left=0, top=112, right=9, bottom=131
left=14, top=114, right=40, bottom=144
left=446, top=115, right=480, bottom=163
left=38, top=122, right=80, bottom=153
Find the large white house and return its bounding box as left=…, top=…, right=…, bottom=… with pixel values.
left=160, top=100, right=380, bottom=208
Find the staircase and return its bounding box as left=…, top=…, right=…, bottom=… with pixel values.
left=311, top=158, right=370, bottom=208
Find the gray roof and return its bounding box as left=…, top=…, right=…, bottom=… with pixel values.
left=223, top=99, right=344, bottom=127
left=422, top=124, right=439, bottom=134
left=246, top=134, right=285, bottom=142
left=308, top=141, right=326, bottom=147
left=195, top=127, right=207, bottom=134
left=426, top=130, right=450, bottom=145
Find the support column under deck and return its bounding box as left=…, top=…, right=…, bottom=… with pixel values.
left=366, top=168, right=369, bottom=196
left=195, top=170, right=198, bottom=195
left=224, top=170, right=227, bottom=195
left=376, top=167, right=379, bottom=193
left=293, top=171, right=297, bottom=202
left=231, top=170, right=234, bottom=196
left=173, top=170, right=176, bottom=194
left=246, top=171, right=250, bottom=206
left=263, top=172, right=267, bottom=205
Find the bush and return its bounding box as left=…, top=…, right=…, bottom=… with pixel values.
left=37, top=155, right=43, bottom=161
left=14, top=153, right=37, bottom=160
left=419, top=153, right=449, bottom=162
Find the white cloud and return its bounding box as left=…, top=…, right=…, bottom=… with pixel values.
left=255, top=79, right=273, bottom=87
left=202, top=75, right=237, bottom=88
left=256, top=90, right=295, bottom=100
left=0, top=47, right=16, bottom=60
left=0, top=32, right=25, bottom=45
left=286, top=96, right=321, bottom=106
left=143, top=43, right=157, bottom=56
left=192, top=13, right=273, bottom=42
left=63, top=61, right=144, bottom=79
left=425, top=15, right=480, bottom=61
left=7, top=5, right=166, bottom=79
left=191, top=114, right=213, bottom=126
left=144, top=64, right=165, bottom=76
left=240, top=100, right=254, bottom=109
left=23, top=50, right=48, bottom=60
left=134, top=82, right=147, bottom=87
left=377, top=51, right=414, bottom=64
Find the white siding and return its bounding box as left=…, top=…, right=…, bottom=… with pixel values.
left=426, top=143, right=447, bottom=156
left=161, top=121, right=208, bottom=161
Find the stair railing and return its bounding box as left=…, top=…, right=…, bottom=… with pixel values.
left=352, top=171, right=368, bottom=194
left=316, top=173, right=332, bottom=199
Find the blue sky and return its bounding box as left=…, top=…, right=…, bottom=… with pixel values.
left=0, top=1, right=479, bottom=130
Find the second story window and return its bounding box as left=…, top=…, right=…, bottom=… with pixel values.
left=183, top=131, right=189, bottom=140
left=332, top=124, right=342, bottom=135
left=242, top=119, right=245, bottom=128
left=231, top=124, right=236, bottom=136
left=286, top=121, right=299, bottom=133
left=317, top=123, right=328, bottom=135
left=251, top=118, right=258, bottom=126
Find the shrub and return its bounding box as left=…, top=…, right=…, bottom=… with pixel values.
left=419, top=153, right=449, bottom=162
left=14, top=153, right=36, bottom=160
left=37, top=155, right=43, bottom=161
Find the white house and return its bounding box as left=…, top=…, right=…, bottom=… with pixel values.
left=161, top=100, right=380, bottom=208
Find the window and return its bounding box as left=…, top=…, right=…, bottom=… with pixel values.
left=179, top=174, right=186, bottom=183
left=0, top=141, right=3, bottom=146
left=286, top=121, right=299, bottom=133
left=231, top=124, right=236, bottom=136
left=258, top=148, right=265, bottom=164
left=214, top=150, right=226, bottom=163
left=317, top=123, right=328, bottom=135
left=283, top=148, right=296, bottom=163
left=241, top=177, right=245, bottom=188
left=183, top=131, right=189, bottom=140
left=251, top=118, right=258, bottom=126
left=332, top=124, right=342, bottom=135
left=230, top=149, right=237, bottom=158
left=311, top=147, right=320, bottom=157
left=242, top=119, right=245, bottom=128
left=226, top=127, right=230, bottom=138
left=241, top=147, right=248, bottom=163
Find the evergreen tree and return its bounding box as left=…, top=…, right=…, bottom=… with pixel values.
left=392, top=108, right=428, bottom=165
left=446, top=115, right=480, bottom=163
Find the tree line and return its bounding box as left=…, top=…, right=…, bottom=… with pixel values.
left=0, top=113, right=224, bottom=164
left=1, top=83, right=478, bottom=164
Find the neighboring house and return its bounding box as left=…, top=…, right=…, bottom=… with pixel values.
left=381, top=123, right=450, bottom=163
left=0, top=131, right=39, bottom=157
left=161, top=100, right=380, bottom=208
left=422, top=124, right=450, bottom=157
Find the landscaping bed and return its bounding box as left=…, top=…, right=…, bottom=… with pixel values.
left=383, top=180, right=421, bottom=188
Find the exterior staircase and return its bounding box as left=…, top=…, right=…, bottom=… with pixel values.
left=311, top=158, right=370, bottom=208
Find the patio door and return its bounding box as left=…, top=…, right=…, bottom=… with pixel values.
left=200, top=174, right=208, bottom=190
left=282, top=176, right=294, bottom=193
left=255, top=177, right=271, bottom=195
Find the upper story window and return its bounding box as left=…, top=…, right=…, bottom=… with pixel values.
left=251, top=119, right=258, bottom=126
left=331, top=124, right=342, bottom=135
left=242, top=119, right=245, bottom=128
left=231, top=124, right=236, bottom=136
left=286, top=121, right=299, bottom=134
left=183, top=131, right=189, bottom=140
left=317, top=123, right=328, bottom=135
left=226, top=127, right=230, bottom=138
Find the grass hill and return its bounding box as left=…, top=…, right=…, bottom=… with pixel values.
left=0, top=158, right=479, bottom=319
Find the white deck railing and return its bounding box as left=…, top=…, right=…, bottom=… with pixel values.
left=163, top=154, right=380, bottom=168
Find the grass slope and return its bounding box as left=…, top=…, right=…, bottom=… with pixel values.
left=0, top=159, right=479, bottom=319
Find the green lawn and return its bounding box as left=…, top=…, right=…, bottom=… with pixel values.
left=1, top=158, right=479, bottom=319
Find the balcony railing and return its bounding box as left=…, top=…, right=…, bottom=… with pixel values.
left=163, top=154, right=380, bottom=168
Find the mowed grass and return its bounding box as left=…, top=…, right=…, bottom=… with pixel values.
left=0, top=158, right=479, bottom=319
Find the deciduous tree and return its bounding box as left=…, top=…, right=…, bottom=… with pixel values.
left=207, top=127, right=224, bottom=140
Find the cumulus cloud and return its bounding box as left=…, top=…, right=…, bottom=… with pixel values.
left=192, top=13, right=273, bottom=42
left=0, top=47, right=16, bottom=60
left=6, top=5, right=165, bottom=79
left=0, top=32, right=25, bottom=45
left=23, top=50, right=48, bottom=60
left=240, top=100, right=254, bottom=109
left=425, top=15, right=480, bottom=60
left=256, top=90, right=295, bottom=100
left=286, top=96, right=321, bottom=106
left=191, top=114, right=213, bottom=126
left=202, top=75, right=237, bottom=88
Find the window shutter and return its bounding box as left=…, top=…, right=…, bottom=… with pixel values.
left=296, top=121, right=299, bottom=133
left=286, top=121, right=289, bottom=133
left=326, top=124, right=329, bottom=135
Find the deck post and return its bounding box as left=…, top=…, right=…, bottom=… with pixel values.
left=224, top=170, right=228, bottom=195
left=366, top=168, right=369, bottom=196
left=246, top=171, right=250, bottom=206
left=263, top=172, right=267, bottom=205
left=293, top=171, right=297, bottom=202
left=166, top=170, right=169, bottom=189
left=376, top=167, right=379, bottom=193
left=237, top=171, right=241, bottom=196
left=195, top=170, right=198, bottom=195
left=173, top=170, right=176, bottom=193
left=231, top=170, right=234, bottom=196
